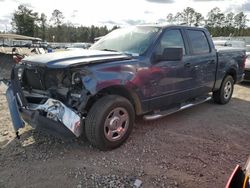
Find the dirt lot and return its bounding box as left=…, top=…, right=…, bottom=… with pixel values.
left=0, top=83, right=250, bottom=188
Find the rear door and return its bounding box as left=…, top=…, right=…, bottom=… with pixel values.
left=185, top=29, right=217, bottom=94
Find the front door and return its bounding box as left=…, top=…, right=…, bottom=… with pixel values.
left=148, top=29, right=199, bottom=110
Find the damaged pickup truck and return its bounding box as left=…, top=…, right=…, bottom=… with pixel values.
left=3, top=25, right=246, bottom=150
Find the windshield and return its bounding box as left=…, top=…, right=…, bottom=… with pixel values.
left=90, top=26, right=160, bottom=56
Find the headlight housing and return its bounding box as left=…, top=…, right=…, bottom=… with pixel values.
left=17, top=67, right=24, bottom=80
left=72, top=72, right=82, bottom=85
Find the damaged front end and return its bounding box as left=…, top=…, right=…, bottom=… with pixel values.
left=6, top=63, right=91, bottom=139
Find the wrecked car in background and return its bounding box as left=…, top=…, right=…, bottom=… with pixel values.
left=2, top=25, right=246, bottom=150
left=0, top=51, right=24, bottom=83
left=0, top=34, right=45, bottom=83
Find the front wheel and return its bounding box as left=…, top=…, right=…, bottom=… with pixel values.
left=85, top=95, right=135, bottom=150
left=213, top=75, right=234, bottom=104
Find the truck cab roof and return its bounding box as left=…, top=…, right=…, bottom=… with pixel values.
left=136, top=24, right=208, bottom=31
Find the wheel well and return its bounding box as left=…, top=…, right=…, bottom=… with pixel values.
left=85, top=86, right=142, bottom=115
left=226, top=68, right=237, bottom=83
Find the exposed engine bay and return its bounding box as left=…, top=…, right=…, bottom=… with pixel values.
left=4, top=49, right=132, bottom=140
left=15, top=64, right=90, bottom=137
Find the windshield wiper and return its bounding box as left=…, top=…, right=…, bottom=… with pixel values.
left=101, top=49, right=118, bottom=52
left=101, top=49, right=134, bottom=57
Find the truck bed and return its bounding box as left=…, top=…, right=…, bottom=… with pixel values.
left=216, top=46, right=246, bottom=53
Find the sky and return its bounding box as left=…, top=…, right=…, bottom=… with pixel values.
left=0, top=0, right=249, bottom=31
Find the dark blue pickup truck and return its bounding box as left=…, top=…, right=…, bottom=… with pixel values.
left=3, top=25, right=246, bottom=150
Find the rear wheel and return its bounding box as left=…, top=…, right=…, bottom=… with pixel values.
left=213, top=75, right=234, bottom=104
left=85, top=95, right=135, bottom=150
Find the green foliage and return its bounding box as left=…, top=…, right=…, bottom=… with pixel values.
left=11, top=5, right=39, bottom=37
left=167, top=13, right=174, bottom=24
left=44, top=25, right=110, bottom=43
left=50, top=9, right=64, bottom=27
left=206, top=7, right=225, bottom=27
left=205, top=10, right=249, bottom=37
left=11, top=6, right=111, bottom=42
left=10, top=5, right=250, bottom=41
left=194, top=12, right=204, bottom=27
left=167, top=6, right=250, bottom=37
left=40, top=13, right=47, bottom=41
left=234, top=12, right=248, bottom=29
left=172, top=7, right=204, bottom=26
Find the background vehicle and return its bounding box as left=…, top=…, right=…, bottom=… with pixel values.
left=213, top=39, right=246, bottom=49
left=3, top=25, right=246, bottom=150
left=66, top=43, right=92, bottom=50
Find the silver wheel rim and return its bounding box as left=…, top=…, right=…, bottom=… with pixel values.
left=104, top=107, right=129, bottom=142
left=224, top=81, right=232, bottom=100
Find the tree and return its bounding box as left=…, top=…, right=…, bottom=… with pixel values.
left=194, top=12, right=204, bottom=27
left=234, top=12, right=247, bottom=29
left=174, top=12, right=183, bottom=25
left=11, top=5, right=39, bottom=36
left=10, top=5, right=250, bottom=41
left=206, top=7, right=225, bottom=27
left=89, top=25, right=96, bottom=42
left=111, top=25, right=120, bottom=31
left=172, top=7, right=203, bottom=26
left=50, top=9, right=64, bottom=27
left=49, top=9, right=65, bottom=42
left=166, top=13, right=174, bottom=24
left=225, top=12, right=235, bottom=27
left=181, top=7, right=196, bottom=26
left=234, top=12, right=248, bottom=36
left=40, top=13, right=47, bottom=41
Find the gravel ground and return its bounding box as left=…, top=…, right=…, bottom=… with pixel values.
left=0, top=83, right=250, bottom=188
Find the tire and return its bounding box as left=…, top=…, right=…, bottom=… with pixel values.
left=213, top=75, right=234, bottom=104
left=85, top=95, right=135, bottom=150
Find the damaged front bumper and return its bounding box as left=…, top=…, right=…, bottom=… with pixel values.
left=6, top=70, right=83, bottom=139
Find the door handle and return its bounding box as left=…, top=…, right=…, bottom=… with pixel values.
left=209, top=60, right=216, bottom=65
left=184, top=63, right=191, bottom=68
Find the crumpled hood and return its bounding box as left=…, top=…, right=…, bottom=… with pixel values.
left=22, top=49, right=132, bottom=68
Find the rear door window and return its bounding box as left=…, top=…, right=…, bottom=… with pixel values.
left=187, top=30, right=210, bottom=54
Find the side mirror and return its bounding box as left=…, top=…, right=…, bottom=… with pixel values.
left=157, top=48, right=183, bottom=62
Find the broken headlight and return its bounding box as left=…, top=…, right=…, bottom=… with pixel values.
left=17, top=67, right=24, bottom=80
left=72, top=72, right=82, bottom=85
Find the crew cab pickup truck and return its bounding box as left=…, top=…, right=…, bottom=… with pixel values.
left=3, top=25, right=246, bottom=150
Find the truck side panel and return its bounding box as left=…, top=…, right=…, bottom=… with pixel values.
left=213, top=49, right=245, bottom=91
